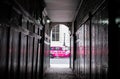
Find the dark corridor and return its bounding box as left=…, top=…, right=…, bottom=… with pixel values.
left=0, top=0, right=120, bottom=79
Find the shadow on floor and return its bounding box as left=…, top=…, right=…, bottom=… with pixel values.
left=43, top=68, right=78, bottom=79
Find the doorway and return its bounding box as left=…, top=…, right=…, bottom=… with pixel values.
left=50, top=24, right=70, bottom=68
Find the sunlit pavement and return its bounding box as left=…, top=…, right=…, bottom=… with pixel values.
left=50, top=58, right=70, bottom=68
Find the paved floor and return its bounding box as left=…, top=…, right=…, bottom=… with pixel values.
left=43, top=68, right=77, bottom=79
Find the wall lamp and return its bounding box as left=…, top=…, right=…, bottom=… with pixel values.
left=46, top=16, right=51, bottom=23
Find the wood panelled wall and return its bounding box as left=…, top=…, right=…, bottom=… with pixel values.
left=74, top=0, right=108, bottom=79
left=0, top=0, right=49, bottom=79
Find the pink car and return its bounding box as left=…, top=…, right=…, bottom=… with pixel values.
left=50, top=46, right=70, bottom=58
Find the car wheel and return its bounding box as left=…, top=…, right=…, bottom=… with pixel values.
left=50, top=54, right=54, bottom=58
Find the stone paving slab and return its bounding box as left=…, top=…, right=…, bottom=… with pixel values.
left=43, top=68, right=77, bottom=79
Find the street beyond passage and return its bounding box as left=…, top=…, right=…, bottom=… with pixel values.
left=50, top=58, right=70, bottom=68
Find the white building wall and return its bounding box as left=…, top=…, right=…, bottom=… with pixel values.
left=50, top=24, right=70, bottom=47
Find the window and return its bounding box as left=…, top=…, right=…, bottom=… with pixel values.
left=52, top=25, right=59, bottom=41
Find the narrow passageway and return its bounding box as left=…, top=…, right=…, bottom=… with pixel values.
left=0, top=0, right=120, bottom=79
left=43, top=68, right=77, bottom=79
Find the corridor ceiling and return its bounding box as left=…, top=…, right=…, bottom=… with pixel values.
left=44, top=0, right=81, bottom=22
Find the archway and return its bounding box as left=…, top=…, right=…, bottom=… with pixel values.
left=50, top=24, right=71, bottom=68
